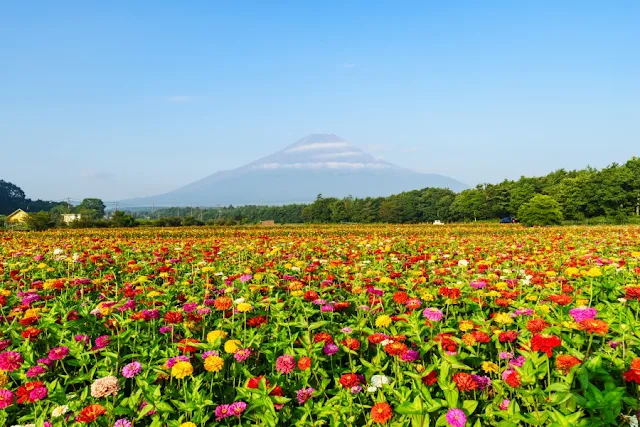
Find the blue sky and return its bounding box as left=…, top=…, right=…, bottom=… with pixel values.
left=1, top=1, right=638, bottom=202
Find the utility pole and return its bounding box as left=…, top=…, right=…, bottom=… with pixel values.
left=115, top=201, right=118, bottom=213
left=152, top=201, right=155, bottom=218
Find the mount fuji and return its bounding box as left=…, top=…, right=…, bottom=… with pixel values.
left=125, top=134, right=467, bottom=206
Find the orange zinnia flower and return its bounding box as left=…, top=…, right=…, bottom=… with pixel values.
left=76, top=404, right=107, bottom=423
left=214, top=297, right=233, bottom=311
left=578, top=319, right=608, bottom=335
left=371, top=402, right=393, bottom=424
left=556, top=355, right=581, bottom=374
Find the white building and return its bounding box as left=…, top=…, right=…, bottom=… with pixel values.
left=62, top=213, right=82, bottom=224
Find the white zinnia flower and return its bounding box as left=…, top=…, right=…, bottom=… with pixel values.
left=52, top=404, right=69, bottom=417
left=370, top=375, right=390, bottom=388
left=367, top=386, right=377, bottom=393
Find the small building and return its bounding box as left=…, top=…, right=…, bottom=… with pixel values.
left=62, top=213, right=82, bottom=224
left=6, top=209, right=29, bottom=223
left=433, top=220, right=444, bottom=225
left=259, top=220, right=276, bottom=226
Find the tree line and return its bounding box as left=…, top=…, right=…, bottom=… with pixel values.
left=3, top=157, right=640, bottom=229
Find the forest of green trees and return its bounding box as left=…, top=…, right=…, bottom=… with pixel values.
left=143, top=157, right=640, bottom=225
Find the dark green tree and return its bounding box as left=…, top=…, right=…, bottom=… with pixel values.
left=25, top=211, right=55, bottom=231
left=77, top=198, right=106, bottom=218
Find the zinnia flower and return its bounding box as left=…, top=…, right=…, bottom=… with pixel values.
left=446, top=408, right=467, bottom=427
left=48, top=346, right=69, bottom=361
left=371, top=402, right=393, bottom=424
left=296, top=387, right=315, bottom=405
left=275, top=354, right=295, bottom=374
left=0, top=351, right=23, bottom=372
left=16, top=381, right=47, bottom=404
left=422, top=308, right=443, bottom=321
left=171, top=361, right=193, bottom=379
left=90, top=376, right=119, bottom=398
left=114, top=419, right=132, bottom=427
left=204, top=355, right=224, bottom=372
left=76, top=404, right=107, bottom=423
left=0, top=389, right=14, bottom=409
left=122, top=361, right=142, bottom=378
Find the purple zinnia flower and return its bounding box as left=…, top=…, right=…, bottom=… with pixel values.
left=471, top=374, right=491, bottom=390
left=167, top=355, right=190, bottom=368
left=350, top=385, right=362, bottom=394
left=323, top=344, right=338, bottom=356
left=159, top=326, right=173, bottom=334
left=239, top=274, right=253, bottom=283
left=183, top=303, right=198, bottom=313
left=401, top=349, right=419, bottom=362
left=509, top=356, right=526, bottom=368
left=122, top=361, right=142, bottom=378
left=202, top=350, right=219, bottom=359
left=470, top=281, right=487, bottom=289
left=114, top=419, right=132, bottom=427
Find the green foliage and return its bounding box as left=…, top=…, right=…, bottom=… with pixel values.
left=518, top=194, right=564, bottom=226
left=110, top=210, right=137, bottom=227
left=25, top=211, right=55, bottom=231
left=77, top=198, right=106, bottom=218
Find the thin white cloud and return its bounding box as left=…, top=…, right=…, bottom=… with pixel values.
left=284, top=142, right=350, bottom=153
left=343, top=61, right=356, bottom=69
left=255, top=162, right=389, bottom=170
left=166, top=95, right=194, bottom=104
left=313, top=151, right=363, bottom=159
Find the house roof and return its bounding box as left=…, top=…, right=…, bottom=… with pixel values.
left=6, top=209, right=27, bottom=219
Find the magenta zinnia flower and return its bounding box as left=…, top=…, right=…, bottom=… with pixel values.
left=0, top=389, right=14, bottom=409
left=26, top=365, right=47, bottom=378
left=296, top=387, right=315, bottom=405
left=275, top=354, right=295, bottom=374
left=122, top=361, right=142, bottom=378
left=323, top=343, right=338, bottom=356
left=0, top=351, right=23, bottom=372
left=48, top=346, right=69, bottom=361
left=93, top=335, right=111, bottom=350
left=568, top=307, right=598, bottom=323
left=114, top=419, right=132, bottom=427
left=445, top=408, right=467, bottom=427
left=215, top=404, right=232, bottom=420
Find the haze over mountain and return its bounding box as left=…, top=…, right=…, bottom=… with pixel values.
left=125, top=134, right=467, bottom=206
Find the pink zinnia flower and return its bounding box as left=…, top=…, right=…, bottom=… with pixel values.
left=499, top=399, right=510, bottom=410
left=296, top=387, right=315, bottom=405
left=0, top=389, right=14, bottom=409
left=275, top=354, right=295, bottom=374
left=229, top=401, right=247, bottom=417
left=215, top=404, right=232, bottom=420
left=93, top=335, right=111, bottom=350
left=445, top=408, right=467, bottom=427
left=122, top=361, right=142, bottom=378
left=234, top=348, right=251, bottom=362
left=422, top=308, right=443, bottom=322
left=323, top=344, right=338, bottom=356
left=0, top=351, right=23, bottom=372
left=26, top=365, right=47, bottom=378
left=48, top=346, right=69, bottom=361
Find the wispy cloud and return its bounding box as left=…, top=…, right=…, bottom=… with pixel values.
left=255, top=162, right=390, bottom=170
left=166, top=95, right=194, bottom=104
left=285, top=142, right=350, bottom=153
left=343, top=61, right=356, bottom=69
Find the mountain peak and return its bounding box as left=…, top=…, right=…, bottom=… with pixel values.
left=124, top=134, right=468, bottom=206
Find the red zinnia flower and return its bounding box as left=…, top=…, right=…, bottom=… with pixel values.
left=526, top=319, right=550, bottom=334
left=578, top=319, right=609, bottom=335
left=531, top=334, right=562, bottom=357
left=452, top=373, right=477, bottom=392
left=339, top=373, right=361, bottom=388
left=499, top=331, right=518, bottom=343
left=505, top=370, right=521, bottom=388
left=556, top=355, right=581, bottom=374
left=313, top=332, right=334, bottom=345
left=163, top=311, right=183, bottom=324
left=177, top=338, right=200, bottom=354
left=297, top=356, right=311, bottom=370
left=421, top=370, right=438, bottom=386
left=16, top=381, right=48, bottom=404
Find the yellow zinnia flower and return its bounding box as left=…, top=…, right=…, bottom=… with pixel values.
left=207, top=330, right=228, bottom=344
left=236, top=303, right=253, bottom=313
left=180, top=423, right=197, bottom=427
left=482, top=361, right=499, bottom=374
left=459, top=320, right=474, bottom=332
left=171, top=361, right=193, bottom=379
left=493, top=313, right=513, bottom=325
left=224, top=339, right=242, bottom=354
left=204, top=356, right=224, bottom=372
left=0, top=372, right=9, bottom=388
left=375, top=315, right=392, bottom=328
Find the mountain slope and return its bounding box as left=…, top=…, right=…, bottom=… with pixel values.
left=125, top=134, right=467, bottom=206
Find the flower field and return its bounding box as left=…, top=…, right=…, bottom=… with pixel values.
left=1, top=224, right=640, bottom=427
